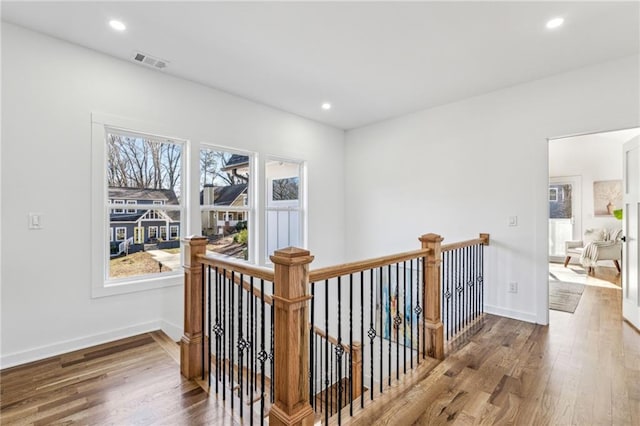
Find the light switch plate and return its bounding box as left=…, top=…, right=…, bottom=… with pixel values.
left=508, top=216, right=518, bottom=227
left=28, top=213, right=43, bottom=230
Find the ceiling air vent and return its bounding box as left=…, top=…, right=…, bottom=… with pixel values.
left=131, top=51, right=169, bottom=70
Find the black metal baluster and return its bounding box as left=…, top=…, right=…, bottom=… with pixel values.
left=208, top=265, right=212, bottom=388
left=360, top=270, right=364, bottom=409
left=337, top=276, right=343, bottom=424
left=230, top=271, right=235, bottom=411
left=421, top=257, right=426, bottom=359
left=270, top=306, right=274, bottom=403
left=395, top=263, right=400, bottom=381
left=238, top=273, right=244, bottom=417
left=467, top=246, right=471, bottom=326
left=215, top=267, right=220, bottom=393
left=403, top=261, right=407, bottom=375
left=250, top=277, right=254, bottom=426
left=324, top=280, right=329, bottom=425
left=201, top=264, right=205, bottom=381
left=319, top=331, right=323, bottom=414
left=223, top=268, right=227, bottom=400
left=379, top=266, right=383, bottom=393
left=259, top=279, right=266, bottom=425
left=387, top=265, right=392, bottom=386
left=447, top=251, right=453, bottom=340
left=350, top=273, right=355, bottom=415
left=470, top=245, right=476, bottom=322
left=310, top=282, right=315, bottom=407
left=330, top=342, right=334, bottom=416
left=368, top=268, right=375, bottom=401
left=409, top=259, right=414, bottom=369
left=480, top=244, right=484, bottom=314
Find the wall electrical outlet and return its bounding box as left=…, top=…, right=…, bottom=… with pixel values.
left=508, top=282, right=518, bottom=293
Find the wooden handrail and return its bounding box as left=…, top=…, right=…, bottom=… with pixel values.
left=441, top=233, right=490, bottom=253
left=309, top=248, right=429, bottom=282
left=196, top=252, right=275, bottom=282
left=311, top=325, right=361, bottom=352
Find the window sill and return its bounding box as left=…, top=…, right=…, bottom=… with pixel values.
left=91, top=271, right=183, bottom=298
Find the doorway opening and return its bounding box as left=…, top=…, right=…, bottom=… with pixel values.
left=548, top=127, right=640, bottom=316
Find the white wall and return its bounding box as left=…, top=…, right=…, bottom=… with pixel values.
left=549, top=130, right=639, bottom=235
left=345, top=55, right=640, bottom=325
left=0, top=24, right=345, bottom=367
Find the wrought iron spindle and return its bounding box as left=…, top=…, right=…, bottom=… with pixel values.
left=249, top=277, right=254, bottom=426
left=270, top=306, right=274, bottom=403
left=258, top=279, right=266, bottom=424
left=421, top=257, right=426, bottom=359
left=201, top=264, right=205, bottom=381
left=360, top=270, right=364, bottom=409
left=324, top=280, right=329, bottom=424
left=337, top=276, right=342, bottom=423
left=379, top=266, right=383, bottom=393
left=368, top=268, right=375, bottom=401
left=409, top=259, right=414, bottom=369
left=238, top=273, right=244, bottom=416
left=230, top=271, right=235, bottom=411
left=403, top=261, right=407, bottom=375
left=310, top=282, right=315, bottom=407
left=387, top=265, right=392, bottom=386
left=395, top=263, right=400, bottom=381
left=208, top=265, right=212, bottom=388
left=349, top=273, right=354, bottom=416
left=223, top=268, right=227, bottom=400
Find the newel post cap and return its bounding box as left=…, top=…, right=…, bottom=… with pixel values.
left=419, top=233, right=444, bottom=244
left=182, top=235, right=208, bottom=245
left=270, top=247, right=314, bottom=266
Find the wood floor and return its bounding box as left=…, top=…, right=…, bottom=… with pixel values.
left=352, top=272, right=639, bottom=425
left=1, top=276, right=638, bottom=425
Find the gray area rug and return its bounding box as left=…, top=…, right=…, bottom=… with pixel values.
left=549, top=280, right=585, bottom=313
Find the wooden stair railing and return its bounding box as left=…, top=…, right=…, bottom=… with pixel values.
left=182, top=232, right=489, bottom=425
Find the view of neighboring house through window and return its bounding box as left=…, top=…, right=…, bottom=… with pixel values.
left=266, top=158, right=304, bottom=262
left=106, top=130, right=184, bottom=280
left=200, top=148, right=252, bottom=261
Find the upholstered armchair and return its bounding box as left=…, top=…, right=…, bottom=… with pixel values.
left=564, top=228, right=622, bottom=274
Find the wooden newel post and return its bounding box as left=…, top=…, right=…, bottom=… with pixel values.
left=269, top=247, right=315, bottom=426
left=180, top=236, right=207, bottom=379
left=419, top=233, right=445, bottom=360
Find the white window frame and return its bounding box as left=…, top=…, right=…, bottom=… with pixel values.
left=126, top=200, right=137, bottom=213
left=160, top=226, right=167, bottom=240
left=91, top=113, right=186, bottom=298
left=199, top=145, right=256, bottom=263
left=264, top=157, right=306, bottom=264
left=549, top=187, right=558, bottom=202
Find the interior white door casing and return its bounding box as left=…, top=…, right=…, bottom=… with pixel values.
left=622, top=136, right=640, bottom=330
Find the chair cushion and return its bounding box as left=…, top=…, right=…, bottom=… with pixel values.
left=583, top=228, right=605, bottom=244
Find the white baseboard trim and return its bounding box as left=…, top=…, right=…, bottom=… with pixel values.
left=484, top=305, right=538, bottom=324
left=0, top=320, right=163, bottom=370
left=160, top=320, right=183, bottom=342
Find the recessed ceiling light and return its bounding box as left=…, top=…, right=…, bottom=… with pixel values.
left=546, top=17, right=564, bottom=29
left=321, top=102, right=331, bottom=110
left=109, top=20, right=126, bottom=31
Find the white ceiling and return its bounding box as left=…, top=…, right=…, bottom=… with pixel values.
left=2, top=1, right=639, bottom=130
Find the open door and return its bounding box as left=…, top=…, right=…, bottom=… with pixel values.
left=622, top=136, right=640, bottom=330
